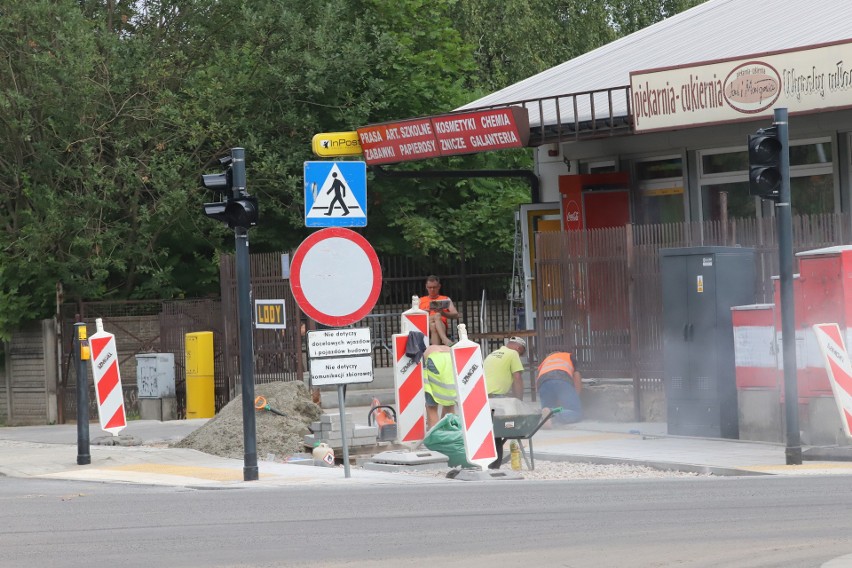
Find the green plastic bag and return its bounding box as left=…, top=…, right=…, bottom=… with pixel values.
left=422, top=414, right=475, bottom=468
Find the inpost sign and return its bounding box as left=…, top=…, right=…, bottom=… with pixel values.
left=312, top=131, right=362, bottom=157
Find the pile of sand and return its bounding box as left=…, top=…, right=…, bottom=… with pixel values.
left=174, top=381, right=322, bottom=460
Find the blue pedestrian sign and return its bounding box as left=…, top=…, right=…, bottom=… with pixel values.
left=304, top=161, right=367, bottom=227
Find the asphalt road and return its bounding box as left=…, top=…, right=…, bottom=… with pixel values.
left=2, top=475, right=851, bottom=568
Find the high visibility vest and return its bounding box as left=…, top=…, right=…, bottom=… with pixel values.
left=536, top=352, right=580, bottom=392
left=419, top=295, right=451, bottom=325
left=423, top=351, right=457, bottom=406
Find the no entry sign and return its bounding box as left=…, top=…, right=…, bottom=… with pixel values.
left=290, top=228, right=382, bottom=327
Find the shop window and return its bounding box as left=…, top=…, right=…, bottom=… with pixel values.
left=701, top=151, right=748, bottom=175
left=790, top=141, right=831, bottom=166
left=636, top=157, right=682, bottom=180
left=636, top=155, right=685, bottom=224
left=638, top=188, right=685, bottom=224
left=701, top=181, right=754, bottom=221
left=791, top=174, right=833, bottom=215
left=698, top=138, right=834, bottom=221
left=579, top=160, right=617, bottom=174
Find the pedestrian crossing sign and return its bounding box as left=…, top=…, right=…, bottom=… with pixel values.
left=304, top=161, right=367, bottom=227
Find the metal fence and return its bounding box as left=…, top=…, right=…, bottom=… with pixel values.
left=364, top=253, right=516, bottom=366
left=58, top=300, right=163, bottom=422
left=535, top=213, right=852, bottom=406
left=55, top=251, right=517, bottom=420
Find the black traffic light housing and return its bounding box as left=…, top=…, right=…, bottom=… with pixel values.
left=748, top=126, right=783, bottom=202
left=201, top=150, right=259, bottom=230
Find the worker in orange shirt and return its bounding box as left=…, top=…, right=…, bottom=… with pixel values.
left=418, top=275, right=459, bottom=346
left=537, top=351, right=583, bottom=426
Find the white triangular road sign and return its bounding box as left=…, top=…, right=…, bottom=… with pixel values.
left=306, top=163, right=364, bottom=219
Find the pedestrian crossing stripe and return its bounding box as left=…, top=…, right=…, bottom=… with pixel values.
left=304, top=161, right=367, bottom=228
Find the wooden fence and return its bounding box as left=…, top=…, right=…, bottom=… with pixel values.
left=535, top=213, right=852, bottom=403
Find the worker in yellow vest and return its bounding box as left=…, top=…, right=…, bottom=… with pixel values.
left=537, top=351, right=583, bottom=426
left=423, top=345, right=457, bottom=429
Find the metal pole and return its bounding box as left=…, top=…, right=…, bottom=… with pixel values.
left=774, top=108, right=802, bottom=466
left=232, top=147, right=258, bottom=482
left=236, top=225, right=258, bottom=481
left=338, top=385, right=351, bottom=478
left=75, top=322, right=90, bottom=465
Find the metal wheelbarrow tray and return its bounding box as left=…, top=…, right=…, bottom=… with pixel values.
left=490, top=399, right=560, bottom=470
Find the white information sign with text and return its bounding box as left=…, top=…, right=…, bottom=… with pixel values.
left=310, top=355, right=374, bottom=386
left=307, top=328, right=372, bottom=358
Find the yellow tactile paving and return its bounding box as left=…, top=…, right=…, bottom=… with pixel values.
left=105, top=463, right=253, bottom=481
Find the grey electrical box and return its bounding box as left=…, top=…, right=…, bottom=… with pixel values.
left=135, top=353, right=176, bottom=399
left=660, top=247, right=755, bottom=439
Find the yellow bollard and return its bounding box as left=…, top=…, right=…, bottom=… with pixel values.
left=185, top=331, right=215, bottom=419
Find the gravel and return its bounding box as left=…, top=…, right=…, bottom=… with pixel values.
left=398, top=460, right=705, bottom=481
left=173, top=381, right=321, bottom=460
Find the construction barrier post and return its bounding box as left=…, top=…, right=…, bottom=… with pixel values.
left=392, top=333, right=426, bottom=445
left=401, top=295, right=429, bottom=336
left=451, top=324, right=497, bottom=470
left=88, top=319, right=128, bottom=436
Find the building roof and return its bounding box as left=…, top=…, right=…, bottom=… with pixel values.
left=457, top=0, right=852, bottom=132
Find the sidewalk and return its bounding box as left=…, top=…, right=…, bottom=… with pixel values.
left=1, top=414, right=851, bottom=488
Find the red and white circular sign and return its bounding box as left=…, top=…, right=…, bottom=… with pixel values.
left=290, top=228, right=382, bottom=327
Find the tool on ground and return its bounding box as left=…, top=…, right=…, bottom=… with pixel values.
left=254, top=396, right=286, bottom=417
left=510, top=440, right=522, bottom=470
left=367, top=398, right=398, bottom=442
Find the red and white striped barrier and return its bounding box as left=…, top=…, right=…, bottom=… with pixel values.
left=392, top=333, right=426, bottom=445
left=88, top=318, right=127, bottom=435
left=451, top=324, right=496, bottom=469
left=812, top=323, right=852, bottom=438
left=401, top=295, right=429, bottom=336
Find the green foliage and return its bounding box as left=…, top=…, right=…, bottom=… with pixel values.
left=0, top=0, right=702, bottom=339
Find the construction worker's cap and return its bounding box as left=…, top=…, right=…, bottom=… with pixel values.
left=507, top=336, right=527, bottom=349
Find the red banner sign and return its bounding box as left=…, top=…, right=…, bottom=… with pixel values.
left=357, top=107, right=530, bottom=165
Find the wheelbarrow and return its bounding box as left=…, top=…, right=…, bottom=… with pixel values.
left=491, top=405, right=562, bottom=470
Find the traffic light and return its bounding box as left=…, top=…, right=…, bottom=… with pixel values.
left=223, top=196, right=258, bottom=229
left=201, top=151, right=259, bottom=229
left=748, top=126, right=782, bottom=201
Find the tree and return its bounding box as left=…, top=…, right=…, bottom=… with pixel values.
left=0, top=0, right=705, bottom=338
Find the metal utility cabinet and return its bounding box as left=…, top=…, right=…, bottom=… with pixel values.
left=135, top=353, right=177, bottom=421
left=660, top=247, right=755, bottom=438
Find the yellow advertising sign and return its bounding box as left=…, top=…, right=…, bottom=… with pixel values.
left=312, top=131, right=362, bottom=157
left=255, top=299, right=286, bottom=329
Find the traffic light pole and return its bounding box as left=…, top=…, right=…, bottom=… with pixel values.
left=774, top=108, right=802, bottom=466
left=231, top=148, right=259, bottom=481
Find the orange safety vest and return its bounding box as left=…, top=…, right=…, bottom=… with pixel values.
left=419, top=295, right=451, bottom=325
left=536, top=352, right=581, bottom=393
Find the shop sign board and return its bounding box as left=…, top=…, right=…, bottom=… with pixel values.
left=631, top=39, right=852, bottom=132
left=356, top=107, right=530, bottom=165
